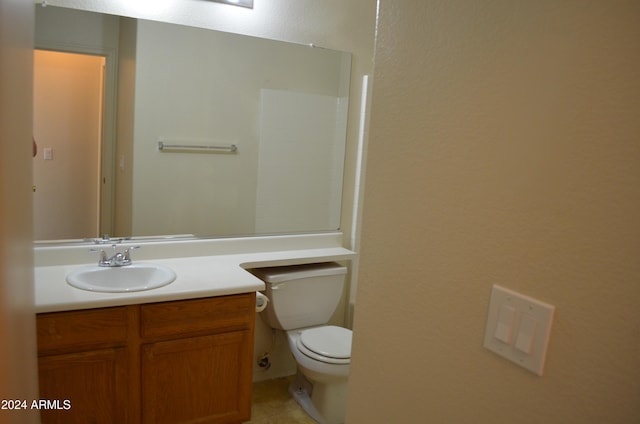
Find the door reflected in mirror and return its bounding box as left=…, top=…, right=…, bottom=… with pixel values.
left=33, top=49, right=105, bottom=240
left=34, top=6, right=352, bottom=242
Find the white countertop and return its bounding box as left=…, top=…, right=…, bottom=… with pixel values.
left=35, top=246, right=355, bottom=313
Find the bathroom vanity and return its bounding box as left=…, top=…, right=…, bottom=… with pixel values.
left=33, top=233, right=355, bottom=424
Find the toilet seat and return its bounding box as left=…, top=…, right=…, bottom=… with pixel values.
left=296, top=326, right=352, bottom=365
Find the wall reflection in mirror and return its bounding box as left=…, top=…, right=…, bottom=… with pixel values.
left=33, top=6, right=351, bottom=243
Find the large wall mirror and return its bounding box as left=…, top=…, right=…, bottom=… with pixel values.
left=33, top=5, right=352, bottom=243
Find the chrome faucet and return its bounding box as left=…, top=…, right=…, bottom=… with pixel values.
left=92, top=244, right=140, bottom=267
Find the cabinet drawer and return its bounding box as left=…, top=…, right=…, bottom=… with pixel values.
left=37, top=307, right=129, bottom=355
left=140, top=293, right=254, bottom=340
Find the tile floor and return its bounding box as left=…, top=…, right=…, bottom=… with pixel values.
left=246, top=376, right=317, bottom=424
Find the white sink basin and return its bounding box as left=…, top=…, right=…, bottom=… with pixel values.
left=66, top=263, right=177, bottom=293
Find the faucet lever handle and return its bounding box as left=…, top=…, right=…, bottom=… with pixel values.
left=89, top=247, right=108, bottom=264
left=124, top=245, right=141, bottom=261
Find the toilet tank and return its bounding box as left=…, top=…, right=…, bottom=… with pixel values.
left=250, top=262, right=347, bottom=331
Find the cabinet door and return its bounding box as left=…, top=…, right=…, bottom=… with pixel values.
left=141, top=331, right=252, bottom=424
left=38, top=348, right=129, bottom=424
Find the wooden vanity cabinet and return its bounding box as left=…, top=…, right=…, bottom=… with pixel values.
left=36, top=293, right=256, bottom=424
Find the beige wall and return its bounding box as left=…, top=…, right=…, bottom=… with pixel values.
left=348, top=1, right=640, bottom=423
left=0, top=0, right=40, bottom=421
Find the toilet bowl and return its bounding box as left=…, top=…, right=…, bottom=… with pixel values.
left=249, top=262, right=352, bottom=424
left=286, top=326, right=351, bottom=424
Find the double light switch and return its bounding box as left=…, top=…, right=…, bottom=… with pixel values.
left=483, top=285, right=555, bottom=376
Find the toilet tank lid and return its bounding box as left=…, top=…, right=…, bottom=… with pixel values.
left=250, top=262, right=346, bottom=284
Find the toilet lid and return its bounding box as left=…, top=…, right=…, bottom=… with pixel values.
left=299, top=326, right=352, bottom=362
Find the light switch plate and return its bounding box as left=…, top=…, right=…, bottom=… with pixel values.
left=483, top=285, right=555, bottom=376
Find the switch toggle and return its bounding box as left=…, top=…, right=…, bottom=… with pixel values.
left=494, top=304, right=516, bottom=344
left=515, top=314, right=537, bottom=354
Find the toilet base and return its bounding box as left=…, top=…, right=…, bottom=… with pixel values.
left=289, top=373, right=323, bottom=424
left=288, top=372, right=347, bottom=424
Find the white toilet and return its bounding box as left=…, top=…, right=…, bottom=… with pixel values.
left=251, top=262, right=352, bottom=424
